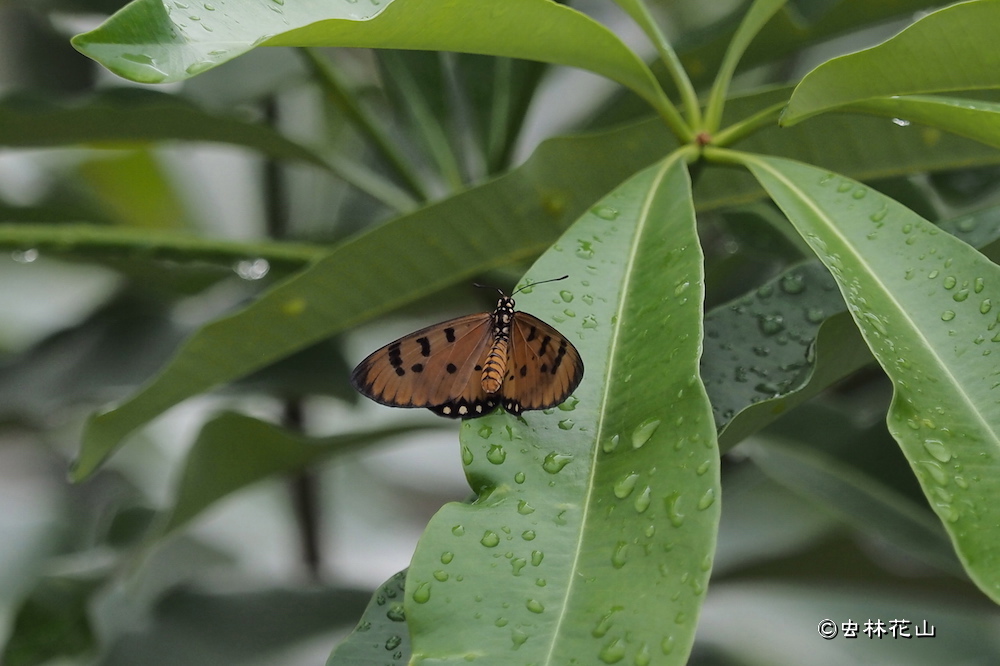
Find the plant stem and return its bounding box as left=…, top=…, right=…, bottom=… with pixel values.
left=711, top=101, right=786, bottom=147
left=300, top=47, right=432, bottom=202
left=618, top=0, right=702, bottom=130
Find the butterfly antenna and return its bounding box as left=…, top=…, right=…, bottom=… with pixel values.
left=473, top=282, right=506, bottom=297
left=512, top=275, right=569, bottom=295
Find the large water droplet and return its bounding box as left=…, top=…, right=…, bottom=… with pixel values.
left=632, top=419, right=661, bottom=448
left=478, top=425, right=493, bottom=439
left=542, top=452, right=573, bottom=473
left=599, top=637, right=626, bottom=663
left=665, top=492, right=685, bottom=527
left=412, top=582, right=431, bottom=604
left=511, top=558, right=527, bottom=575
left=591, top=607, right=621, bottom=638
left=780, top=273, right=805, bottom=294
left=517, top=500, right=535, bottom=515
left=614, top=472, right=640, bottom=499
left=530, top=550, right=544, bottom=566
left=440, top=551, right=454, bottom=564
left=593, top=205, right=619, bottom=220
left=634, top=486, right=652, bottom=513
left=514, top=471, right=526, bottom=484
left=603, top=434, right=620, bottom=453
left=526, top=599, right=545, bottom=614
left=697, top=487, right=716, bottom=510
left=481, top=531, right=500, bottom=547
left=462, top=446, right=474, bottom=465
left=558, top=419, right=575, bottom=430
left=511, top=628, right=528, bottom=648
left=487, top=444, right=507, bottom=464
left=923, top=439, right=952, bottom=463
left=452, top=524, right=465, bottom=536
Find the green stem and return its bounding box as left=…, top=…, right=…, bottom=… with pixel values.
left=618, top=0, right=702, bottom=129
left=711, top=101, right=786, bottom=147
left=703, top=0, right=788, bottom=133
left=300, top=48, right=431, bottom=202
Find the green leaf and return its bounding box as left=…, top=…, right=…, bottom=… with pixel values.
left=69, top=113, right=678, bottom=481
left=840, top=95, right=1000, bottom=151
left=702, top=261, right=872, bottom=449
left=697, top=87, right=1000, bottom=211
left=159, top=412, right=430, bottom=537
left=405, top=154, right=719, bottom=664
left=1, top=576, right=104, bottom=666
left=738, top=152, right=1000, bottom=602
left=783, top=1, right=1000, bottom=123
left=749, top=436, right=961, bottom=574
left=72, top=0, right=670, bottom=117
left=0, top=90, right=327, bottom=167
left=706, top=206, right=1000, bottom=451
left=102, top=586, right=371, bottom=665
left=327, top=571, right=410, bottom=665
left=0, top=223, right=324, bottom=273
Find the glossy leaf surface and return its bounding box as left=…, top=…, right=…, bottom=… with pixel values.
left=741, top=152, right=1000, bottom=602
left=405, top=155, right=719, bottom=664
left=784, top=0, right=1000, bottom=123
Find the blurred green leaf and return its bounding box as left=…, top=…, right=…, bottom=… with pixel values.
left=0, top=90, right=328, bottom=168
left=741, top=152, right=1000, bottom=602
left=406, top=155, right=719, bottom=664
left=784, top=1, right=1000, bottom=123
left=2, top=575, right=104, bottom=666
left=749, top=435, right=961, bottom=574
left=98, top=586, right=371, bottom=666
left=160, top=412, right=431, bottom=537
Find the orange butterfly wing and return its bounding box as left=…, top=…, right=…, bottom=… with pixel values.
left=350, top=313, right=499, bottom=418
left=501, top=312, right=584, bottom=414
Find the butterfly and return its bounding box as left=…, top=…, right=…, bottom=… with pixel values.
left=351, top=277, right=584, bottom=418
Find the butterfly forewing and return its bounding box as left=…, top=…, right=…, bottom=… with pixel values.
left=350, top=313, right=500, bottom=418
left=501, top=312, right=584, bottom=414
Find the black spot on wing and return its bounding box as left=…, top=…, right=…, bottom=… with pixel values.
left=538, top=335, right=551, bottom=356
left=416, top=336, right=431, bottom=357
left=446, top=363, right=457, bottom=373
left=411, top=363, right=424, bottom=373
left=444, top=327, right=456, bottom=342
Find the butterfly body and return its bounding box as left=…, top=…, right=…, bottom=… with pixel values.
left=351, top=294, right=583, bottom=418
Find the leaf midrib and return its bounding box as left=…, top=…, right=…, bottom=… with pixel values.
left=541, top=156, right=676, bottom=664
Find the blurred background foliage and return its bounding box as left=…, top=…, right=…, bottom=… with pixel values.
left=1, top=0, right=999, bottom=664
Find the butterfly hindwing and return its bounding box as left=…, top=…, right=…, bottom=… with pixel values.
left=502, top=312, right=584, bottom=414
left=350, top=313, right=500, bottom=418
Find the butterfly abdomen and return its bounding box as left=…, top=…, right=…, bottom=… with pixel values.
left=481, top=296, right=516, bottom=394
left=481, top=336, right=508, bottom=394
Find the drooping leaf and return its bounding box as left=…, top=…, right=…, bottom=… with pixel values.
left=783, top=1, right=1000, bottom=123
left=72, top=0, right=670, bottom=117
left=405, top=154, right=719, bottom=664
left=838, top=95, right=1000, bottom=151
left=159, top=412, right=432, bottom=537
left=739, top=152, right=1000, bottom=602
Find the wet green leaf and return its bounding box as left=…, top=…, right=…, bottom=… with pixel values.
left=741, top=152, right=1000, bottom=602
left=72, top=0, right=669, bottom=116
left=405, top=154, right=719, bottom=664
left=784, top=1, right=1000, bottom=123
